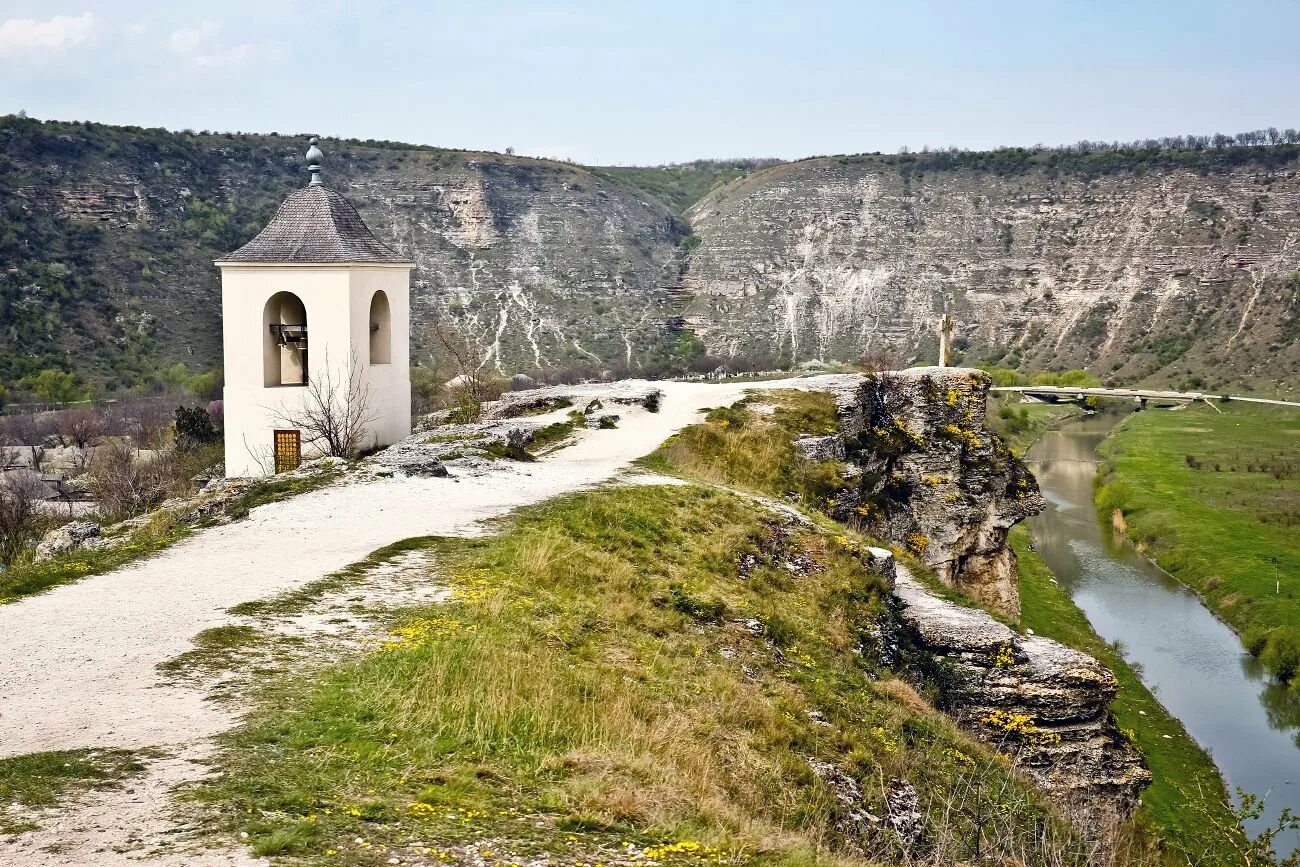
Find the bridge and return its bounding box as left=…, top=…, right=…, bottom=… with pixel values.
left=989, top=385, right=1300, bottom=410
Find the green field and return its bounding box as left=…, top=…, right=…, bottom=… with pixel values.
left=1096, top=403, right=1300, bottom=679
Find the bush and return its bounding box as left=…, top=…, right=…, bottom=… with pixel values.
left=0, top=473, right=47, bottom=567
left=1259, top=626, right=1300, bottom=682
left=87, top=444, right=190, bottom=521
left=1029, top=369, right=1101, bottom=388
left=979, top=366, right=1027, bottom=387
left=20, top=368, right=87, bottom=404
left=1244, top=625, right=1271, bottom=656
left=174, top=405, right=219, bottom=451
left=1095, top=478, right=1134, bottom=515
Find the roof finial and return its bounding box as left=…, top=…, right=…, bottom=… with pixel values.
left=305, top=136, right=324, bottom=187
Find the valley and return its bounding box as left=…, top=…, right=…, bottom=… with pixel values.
left=4, top=115, right=1300, bottom=397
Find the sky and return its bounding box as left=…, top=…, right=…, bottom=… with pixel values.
left=1, top=1, right=1297, bottom=166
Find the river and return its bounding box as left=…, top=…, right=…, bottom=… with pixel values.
left=1026, top=411, right=1300, bottom=851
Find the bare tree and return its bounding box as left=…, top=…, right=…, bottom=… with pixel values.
left=0, top=472, right=45, bottom=567
left=273, top=350, right=377, bottom=460
left=52, top=407, right=106, bottom=450
left=855, top=347, right=903, bottom=373
left=1, top=414, right=51, bottom=472
left=87, top=442, right=186, bottom=521
left=426, top=321, right=503, bottom=419
left=52, top=407, right=106, bottom=474
left=134, top=400, right=175, bottom=452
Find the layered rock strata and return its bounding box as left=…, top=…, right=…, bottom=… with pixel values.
left=684, top=155, right=1300, bottom=383
left=888, top=557, right=1151, bottom=829
left=800, top=368, right=1044, bottom=617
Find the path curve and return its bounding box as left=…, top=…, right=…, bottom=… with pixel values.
left=0, top=381, right=763, bottom=760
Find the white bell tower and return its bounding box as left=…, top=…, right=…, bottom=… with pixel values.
left=216, top=138, right=413, bottom=477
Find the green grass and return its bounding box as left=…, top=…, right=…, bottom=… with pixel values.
left=592, top=161, right=780, bottom=214
left=641, top=391, right=847, bottom=510
left=156, top=624, right=267, bottom=677
left=198, top=484, right=1098, bottom=866
left=228, top=537, right=440, bottom=619
left=0, top=511, right=193, bottom=604
left=1013, top=526, right=1244, bottom=864
left=222, top=466, right=344, bottom=522
left=984, top=396, right=1084, bottom=454
left=1096, top=404, right=1300, bottom=679
left=0, top=748, right=153, bottom=834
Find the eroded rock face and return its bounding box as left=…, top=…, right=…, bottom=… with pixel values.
left=684, top=156, right=1300, bottom=382
left=891, top=564, right=1150, bottom=829
left=802, top=368, right=1045, bottom=617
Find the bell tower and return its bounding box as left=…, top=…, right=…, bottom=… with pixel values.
left=215, top=138, right=413, bottom=477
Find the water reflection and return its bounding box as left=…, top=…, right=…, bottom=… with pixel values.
left=1026, top=411, right=1300, bottom=848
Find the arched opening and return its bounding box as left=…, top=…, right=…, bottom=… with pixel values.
left=369, top=290, right=391, bottom=365
left=263, top=291, right=308, bottom=387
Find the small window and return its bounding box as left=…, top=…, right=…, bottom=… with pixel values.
left=369, top=290, right=391, bottom=365
left=263, top=292, right=308, bottom=387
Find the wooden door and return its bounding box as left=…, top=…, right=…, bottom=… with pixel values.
left=273, top=429, right=301, bottom=474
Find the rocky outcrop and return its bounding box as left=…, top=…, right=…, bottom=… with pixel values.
left=684, top=154, right=1300, bottom=384
left=739, top=460, right=1145, bottom=834
left=890, top=562, right=1150, bottom=829
left=33, top=520, right=105, bottom=562
left=803, top=367, right=1045, bottom=616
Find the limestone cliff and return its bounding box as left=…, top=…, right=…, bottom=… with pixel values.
left=800, top=367, right=1044, bottom=616
left=8, top=116, right=1300, bottom=389
left=685, top=155, right=1300, bottom=385
left=0, top=118, right=687, bottom=385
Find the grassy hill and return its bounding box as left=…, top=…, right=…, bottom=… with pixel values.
left=591, top=159, right=783, bottom=214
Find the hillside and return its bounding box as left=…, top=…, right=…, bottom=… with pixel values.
left=4, top=116, right=1300, bottom=393
left=0, top=116, right=689, bottom=390
left=684, top=148, right=1300, bottom=390
left=591, top=158, right=783, bottom=214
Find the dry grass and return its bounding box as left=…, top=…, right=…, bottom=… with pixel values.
left=198, top=484, right=1101, bottom=865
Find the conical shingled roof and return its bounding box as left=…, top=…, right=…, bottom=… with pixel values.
left=217, top=184, right=411, bottom=265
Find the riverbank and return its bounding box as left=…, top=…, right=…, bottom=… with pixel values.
left=1095, top=403, right=1300, bottom=681
left=1005, top=407, right=1246, bottom=862
left=1013, top=526, right=1243, bottom=862
left=984, top=395, right=1084, bottom=453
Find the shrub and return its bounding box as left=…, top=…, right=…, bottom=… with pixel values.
left=87, top=443, right=189, bottom=521
left=0, top=472, right=47, bottom=567
left=978, top=366, right=1027, bottom=387
left=1259, top=626, right=1300, bottom=682
left=1095, top=478, right=1133, bottom=515
left=1244, top=625, right=1271, bottom=656
left=174, top=405, right=219, bottom=451
left=1029, top=369, right=1101, bottom=388
left=20, top=368, right=87, bottom=404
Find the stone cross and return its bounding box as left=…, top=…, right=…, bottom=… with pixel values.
left=938, top=314, right=954, bottom=367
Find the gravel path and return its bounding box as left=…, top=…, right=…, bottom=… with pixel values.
left=0, top=380, right=757, bottom=864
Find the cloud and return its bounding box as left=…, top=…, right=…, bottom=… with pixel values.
left=194, top=43, right=257, bottom=68
left=168, top=21, right=219, bottom=54
left=0, top=12, right=95, bottom=57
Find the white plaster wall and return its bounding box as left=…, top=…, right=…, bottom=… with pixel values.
left=218, top=263, right=412, bottom=477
